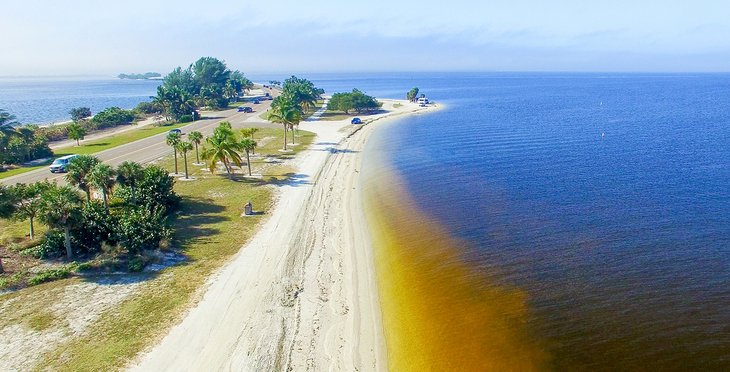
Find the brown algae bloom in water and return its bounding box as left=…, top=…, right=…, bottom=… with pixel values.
left=364, top=172, right=550, bottom=371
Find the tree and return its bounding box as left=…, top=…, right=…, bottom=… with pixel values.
left=69, top=107, right=92, bottom=122
left=39, top=185, right=82, bottom=260
left=116, top=161, right=144, bottom=201
left=0, top=185, right=16, bottom=218
left=406, top=87, right=420, bottom=102
left=91, top=107, right=135, bottom=129
left=65, top=155, right=101, bottom=201
left=67, top=122, right=87, bottom=146
left=240, top=128, right=259, bottom=154
left=10, top=181, right=51, bottom=240
left=0, top=109, right=19, bottom=137
left=89, top=163, right=116, bottom=209
left=0, top=185, right=15, bottom=272
left=188, top=131, right=203, bottom=164
left=328, top=92, right=354, bottom=114
left=177, top=141, right=193, bottom=179
left=166, top=131, right=182, bottom=174
left=116, top=207, right=170, bottom=254
left=201, top=122, right=243, bottom=178
left=240, top=138, right=257, bottom=176
left=121, top=165, right=178, bottom=212
left=269, top=96, right=303, bottom=151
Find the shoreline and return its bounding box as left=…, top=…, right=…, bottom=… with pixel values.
left=130, top=100, right=439, bottom=370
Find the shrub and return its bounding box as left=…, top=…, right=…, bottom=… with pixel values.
left=28, top=267, right=72, bottom=286
left=118, top=165, right=179, bottom=212
left=73, top=201, right=116, bottom=254
left=115, top=207, right=172, bottom=255
left=178, top=114, right=194, bottom=123
left=91, top=107, right=135, bottom=129
left=134, top=101, right=162, bottom=115
left=26, top=231, right=67, bottom=259
left=128, top=256, right=145, bottom=272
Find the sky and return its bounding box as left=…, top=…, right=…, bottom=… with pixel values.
left=2, top=0, right=729, bottom=75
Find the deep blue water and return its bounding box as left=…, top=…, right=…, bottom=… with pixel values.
left=0, top=77, right=161, bottom=124
left=338, top=73, right=729, bottom=369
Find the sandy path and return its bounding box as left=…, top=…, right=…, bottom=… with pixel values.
left=130, top=100, right=432, bottom=371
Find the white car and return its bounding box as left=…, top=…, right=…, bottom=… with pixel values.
left=49, top=154, right=79, bottom=173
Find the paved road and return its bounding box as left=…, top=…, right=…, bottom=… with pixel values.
left=0, top=97, right=276, bottom=186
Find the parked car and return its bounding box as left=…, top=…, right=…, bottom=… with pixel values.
left=253, top=99, right=261, bottom=104
left=351, top=118, right=362, bottom=124
left=49, top=154, right=79, bottom=173
left=237, top=106, right=253, bottom=113
left=169, top=128, right=182, bottom=135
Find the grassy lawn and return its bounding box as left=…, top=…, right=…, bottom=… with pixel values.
left=29, top=127, right=315, bottom=371
left=0, top=122, right=190, bottom=180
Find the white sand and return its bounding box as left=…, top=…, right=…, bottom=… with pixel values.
left=130, top=100, right=437, bottom=371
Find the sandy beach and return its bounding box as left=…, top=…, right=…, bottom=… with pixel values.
left=130, top=100, right=437, bottom=371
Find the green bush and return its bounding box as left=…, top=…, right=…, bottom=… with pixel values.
left=116, top=207, right=172, bottom=255
left=128, top=257, right=145, bottom=272
left=178, top=114, right=194, bottom=123
left=25, top=231, right=66, bottom=259
left=28, top=267, right=72, bottom=286
left=73, top=201, right=116, bottom=254
left=91, top=107, right=135, bottom=129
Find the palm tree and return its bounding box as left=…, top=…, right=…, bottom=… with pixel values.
left=268, top=97, right=302, bottom=151
left=177, top=141, right=193, bottom=179
left=65, top=155, right=100, bottom=201
left=240, top=138, right=257, bottom=176
left=188, top=131, right=203, bottom=164
left=0, top=109, right=19, bottom=137
left=201, top=123, right=243, bottom=178
left=67, top=122, right=86, bottom=146
left=166, top=131, right=182, bottom=174
left=89, top=163, right=116, bottom=209
left=10, top=181, right=51, bottom=240
left=39, top=184, right=82, bottom=260
left=116, top=161, right=144, bottom=200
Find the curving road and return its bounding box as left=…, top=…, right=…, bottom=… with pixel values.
left=0, top=95, right=276, bottom=186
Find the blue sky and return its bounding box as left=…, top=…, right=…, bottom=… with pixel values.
left=2, top=0, right=729, bottom=75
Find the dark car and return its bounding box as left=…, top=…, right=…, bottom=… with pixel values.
left=253, top=99, right=261, bottom=104
left=169, top=128, right=182, bottom=135
left=237, top=106, right=254, bottom=113
left=351, top=117, right=362, bottom=124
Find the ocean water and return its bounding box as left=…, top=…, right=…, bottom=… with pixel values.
left=0, top=77, right=161, bottom=125
left=350, top=73, right=729, bottom=370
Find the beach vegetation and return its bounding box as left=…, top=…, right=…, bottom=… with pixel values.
left=91, top=107, right=136, bottom=129
left=65, top=155, right=101, bottom=201
left=154, top=57, right=254, bottom=121
left=166, top=131, right=182, bottom=174
left=240, top=138, right=257, bottom=176
left=188, top=131, right=203, bottom=163
left=201, top=122, right=244, bottom=177
left=88, top=163, right=116, bottom=209
left=9, top=181, right=51, bottom=240
left=177, top=140, right=193, bottom=179
left=38, top=184, right=83, bottom=260
left=328, top=89, right=382, bottom=114
left=406, top=87, right=420, bottom=102
left=0, top=109, right=53, bottom=168
left=67, top=122, right=87, bottom=146
left=269, top=96, right=302, bottom=151
left=69, top=107, right=92, bottom=122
